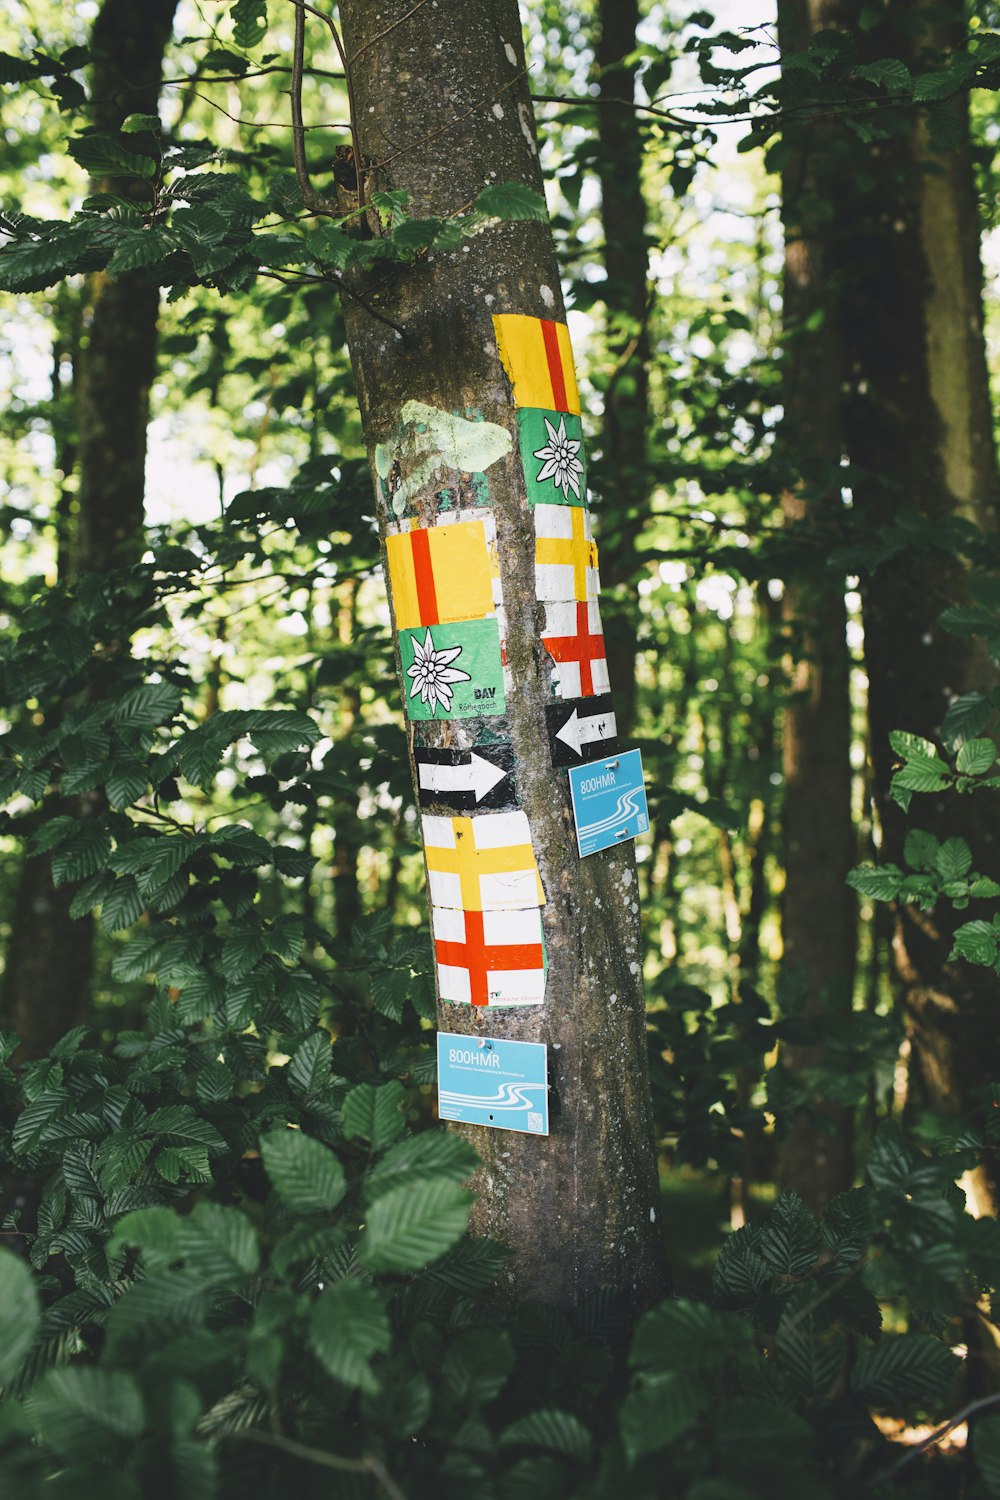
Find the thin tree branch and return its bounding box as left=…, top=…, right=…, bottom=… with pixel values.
left=864, top=1391, right=1000, bottom=1487
left=289, top=0, right=340, bottom=213
left=347, top=0, right=434, bottom=62
left=297, top=0, right=366, bottom=211
left=238, top=1429, right=409, bottom=1500
left=160, top=66, right=346, bottom=85
left=257, top=270, right=406, bottom=339
left=532, top=88, right=921, bottom=131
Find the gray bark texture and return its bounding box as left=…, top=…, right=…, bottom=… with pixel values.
left=335, top=0, right=666, bottom=1306
left=775, top=0, right=856, bottom=1214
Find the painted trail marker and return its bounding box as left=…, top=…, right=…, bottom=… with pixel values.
left=437, top=1032, right=549, bottom=1135
left=568, top=748, right=649, bottom=858
left=414, top=744, right=515, bottom=811
left=399, top=618, right=505, bottom=720
left=547, top=694, right=619, bottom=768
left=432, top=906, right=546, bottom=1007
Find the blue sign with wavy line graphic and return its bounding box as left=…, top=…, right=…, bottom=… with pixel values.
left=567, top=747, right=649, bottom=858
left=437, top=1032, right=548, bottom=1136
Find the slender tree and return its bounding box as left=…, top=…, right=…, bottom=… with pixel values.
left=822, top=0, right=1000, bottom=1211
left=322, top=0, right=666, bottom=1304
left=2, top=0, right=177, bottom=1056
left=774, top=0, right=857, bottom=1214
left=593, top=0, right=651, bottom=741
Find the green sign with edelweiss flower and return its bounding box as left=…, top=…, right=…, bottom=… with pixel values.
left=399, top=619, right=506, bottom=720
left=516, top=407, right=587, bottom=506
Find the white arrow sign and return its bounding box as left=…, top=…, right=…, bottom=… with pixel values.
left=555, top=704, right=618, bottom=758
left=418, top=751, right=508, bottom=805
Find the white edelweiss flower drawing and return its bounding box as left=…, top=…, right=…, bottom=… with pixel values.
left=533, top=416, right=584, bottom=500
left=406, top=629, right=471, bottom=715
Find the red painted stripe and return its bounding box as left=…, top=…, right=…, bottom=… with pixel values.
left=436, top=907, right=544, bottom=1009
left=410, top=528, right=439, bottom=626
left=543, top=604, right=606, bottom=696
left=540, top=319, right=569, bottom=413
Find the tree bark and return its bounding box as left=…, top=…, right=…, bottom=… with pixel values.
left=335, top=0, right=666, bottom=1306
left=72, top=0, right=178, bottom=576
left=774, top=0, right=857, bottom=1214
left=821, top=0, right=1000, bottom=1210
left=2, top=0, right=177, bottom=1058
left=593, top=0, right=650, bottom=741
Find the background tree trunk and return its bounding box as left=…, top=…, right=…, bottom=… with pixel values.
left=336, top=0, right=666, bottom=1306
left=594, top=0, right=650, bottom=741
left=774, top=0, right=857, bottom=1215
left=825, top=0, right=1000, bottom=1211
left=1, top=0, right=177, bottom=1058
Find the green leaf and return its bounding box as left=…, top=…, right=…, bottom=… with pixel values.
left=231, top=0, right=268, bottom=49
left=950, top=920, right=999, bottom=967
left=424, top=1236, right=507, bottom=1292
left=50, top=823, right=112, bottom=886
left=121, top=113, right=161, bottom=134
left=0, top=51, right=41, bottom=83
left=28, top=1368, right=145, bottom=1458
left=440, top=1328, right=514, bottom=1406
left=473, top=182, right=548, bottom=222
left=935, top=836, right=973, bottom=882
left=500, top=1409, right=592, bottom=1462
left=0, top=1250, right=41, bottom=1388
left=111, top=681, right=182, bottom=729
left=176, top=1202, right=259, bottom=1283
left=820, top=1187, right=874, bottom=1264
left=366, top=1130, right=478, bottom=1200
left=69, top=132, right=157, bottom=180
left=846, top=864, right=903, bottom=902
left=850, top=1334, right=958, bottom=1404
left=631, top=1299, right=753, bottom=1374
left=12, top=1088, right=75, bottom=1152
left=106, top=759, right=150, bottom=809
left=287, top=1030, right=334, bottom=1097
left=109, top=1206, right=181, bottom=1270
left=107, top=228, right=177, bottom=279
left=620, top=1371, right=709, bottom=1463
left=755, top=1191, right=820, bottom=1277
left=69, top=869, right=115, bottom=918
left=851, top=58, right=912, bottom=91
left=360, top=1177, right=473, bottom=1272
left=342, top=1081, right=406, bottom=1149
left=956, top=738, right=997, bottom=775
left=144, top=1106, right=226, bottom=1153
left=0, top=222, right=102, bottom=292
left=903, top=829, right=939, bottom=871
left=308, top=1280, right=391, bottom=1393
left=100, top=876, right=145, bottom=934
left=942, top=691, right=993, bottom=747
left=221, top=925, right=266, bottom=981
left=260, top=1128, right=347, bottom=1213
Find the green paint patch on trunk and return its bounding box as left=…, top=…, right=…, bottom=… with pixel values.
left=517, top=408, right=587, bottom=506
left=400, top=619, right=506, bottom=719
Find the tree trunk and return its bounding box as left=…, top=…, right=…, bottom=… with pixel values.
left=593, top=0, right=650, bottom=741
left=774, top=0, right=857, bottom=1214
left=2, top=0, right=177, bottom=1058
left=823, top=0, right=1000, bottom=1209
left=72, top=0, right=178, bottom=576
left=335, top=0, right=665, bottom=1306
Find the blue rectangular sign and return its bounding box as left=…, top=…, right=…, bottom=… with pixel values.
left=437, top=1032, right=548, bottom=1136
left=568, top=747, right=649, bottom=858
